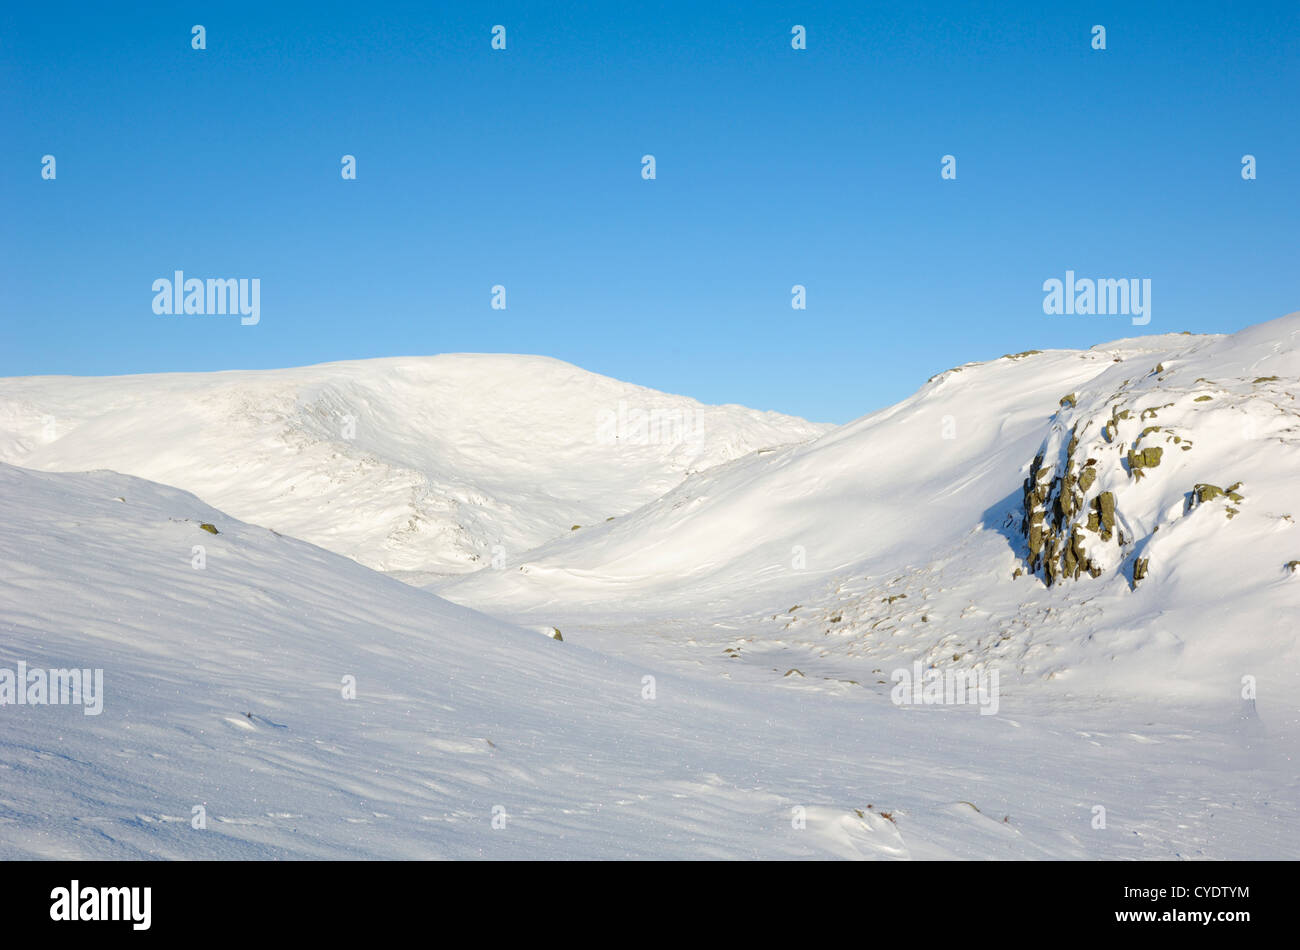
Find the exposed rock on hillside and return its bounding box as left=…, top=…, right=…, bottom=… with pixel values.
left=1017, top=318, right=1299, bottom=587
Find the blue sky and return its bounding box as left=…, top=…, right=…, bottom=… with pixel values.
left=2, top=1, right=1297, bottom=423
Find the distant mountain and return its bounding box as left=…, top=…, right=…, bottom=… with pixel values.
left=0, top=355, right=829, bottom=575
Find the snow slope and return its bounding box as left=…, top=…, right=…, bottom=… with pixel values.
left=1, top=463, right=1293, bottom=859
left=441, top=316, right=1300, bottom=700
left=0, top=355, right=828, bottom=576
left=1, top=316, right=1297, bottom=860
left=441, top=333, right=1201, bottom=609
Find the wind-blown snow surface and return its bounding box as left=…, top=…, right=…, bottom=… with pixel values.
left=1, top=318, right=1298, bottom=859
left=0, top=355, right=828, bottom=576
left=0, top=464, right=1294, bottom=859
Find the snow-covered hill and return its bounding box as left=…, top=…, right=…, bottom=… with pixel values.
left=1, top=462, right=1292, bottom=859
left=0, top=355, right=828, bottom=575
left=2, top=317, right=1297, bottom=860
left=440, top=316, right=1300, bottom=700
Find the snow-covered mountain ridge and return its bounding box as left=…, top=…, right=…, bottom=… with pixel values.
left=439, top=316, right=1300, bottom=700
left=0, top=354, right=829, bottom=575
left=2, top=316, right=1297, bottom=860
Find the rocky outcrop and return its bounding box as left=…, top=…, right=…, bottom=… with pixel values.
left=1017, top=377, right=1258, bottom=587
left=1021, top=424, right=1115, bottom=585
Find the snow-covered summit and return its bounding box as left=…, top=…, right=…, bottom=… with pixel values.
left=0, top=354, right=829, bottom=575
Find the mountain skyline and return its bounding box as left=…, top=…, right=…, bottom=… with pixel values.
left=5, top=1, right=1298, bottom=422
left=2, top=311, right=1296, bottom=861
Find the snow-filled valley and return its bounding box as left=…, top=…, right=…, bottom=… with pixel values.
left=1, top=317, right=1298, bottom=859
